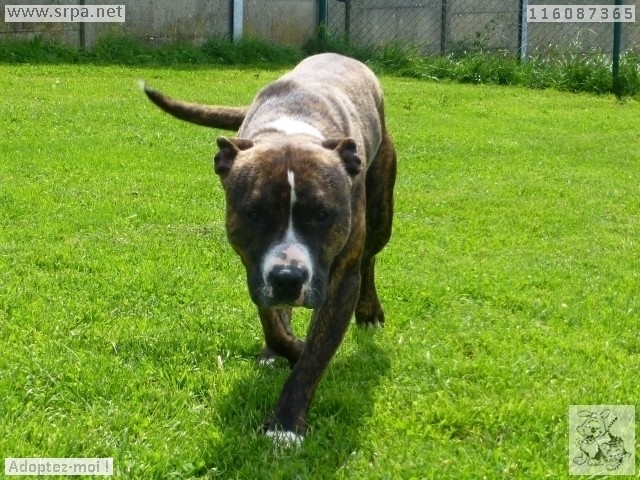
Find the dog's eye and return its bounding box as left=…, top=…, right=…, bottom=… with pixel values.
left=315, top=211, right=329, bottom=223
left=246, top=210, right=260, bottom=222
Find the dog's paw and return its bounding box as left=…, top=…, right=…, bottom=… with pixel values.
left=355, top=297, right=385, bottom=328
left=258, top=345, right=278, bottom=366
left=364, top=320, right=384, bottom=329
left=265, top=429, right=304, bottom=447
left=355, top=310, right=385, bottom=329
left=258, top=357, right=276, bottom=367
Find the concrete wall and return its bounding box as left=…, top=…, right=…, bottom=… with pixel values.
left=446, top=0, right=519, bottom=54
left=2, top=0, right=637, bottom=55
left=244, top=0, right=317, bottom=46
left=348, top=2, right=443, bottom=55
left=336, top=0, right=518, bottom=55
left=0, top=0, right=317, bottom=47
left=1, top=0, right=82, bottom=44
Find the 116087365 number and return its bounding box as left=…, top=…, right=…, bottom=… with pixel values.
left=527, top=5, right=636, bottom=23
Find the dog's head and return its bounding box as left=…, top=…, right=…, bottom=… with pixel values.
left=214, top=136, right=362, bottom=308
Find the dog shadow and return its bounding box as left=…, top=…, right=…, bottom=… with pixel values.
left=200, top=327, right=390, bottom=477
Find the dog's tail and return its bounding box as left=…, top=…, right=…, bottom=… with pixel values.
left=139, top=81, right=247, bottom=131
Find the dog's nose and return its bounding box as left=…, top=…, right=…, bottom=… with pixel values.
left=268, top=265, right=309, bottom=303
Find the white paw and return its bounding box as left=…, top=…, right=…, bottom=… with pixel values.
left=258, top=355, right=276, bottom=367
left=265, top=429, right=304, bottom=447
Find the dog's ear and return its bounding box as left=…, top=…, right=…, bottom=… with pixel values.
left=214, top=136, right=254, bottom=175
left=322, top=138, right=361, bottom=177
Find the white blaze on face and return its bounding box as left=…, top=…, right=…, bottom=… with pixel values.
left=287, top=169, right=296, bottom=239
left=259, top=168, right=314, bottom=306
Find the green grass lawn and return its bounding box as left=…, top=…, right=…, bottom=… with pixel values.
left=1, top=64, right=638, bottom=479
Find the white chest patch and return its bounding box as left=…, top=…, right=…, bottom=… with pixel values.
left=258, top=168, right=315, bottom=306
left=268, top=117, right=324, bottom=139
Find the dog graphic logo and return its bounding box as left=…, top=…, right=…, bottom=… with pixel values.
left=569, top=405, right=635, bottom=476
left=573, top=409, right=631, bottom=470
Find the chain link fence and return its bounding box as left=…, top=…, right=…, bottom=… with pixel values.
left=327, top=0, right=639, bottom=58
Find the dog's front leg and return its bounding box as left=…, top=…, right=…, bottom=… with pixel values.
left=258, top=307, right=305, bottom=366
left=264, top=269, right=361, bottom=443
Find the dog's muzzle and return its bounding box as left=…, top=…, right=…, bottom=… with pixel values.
left=267, top=264, right=310, bottom=305
left=258, top=241, right=319, bottom=308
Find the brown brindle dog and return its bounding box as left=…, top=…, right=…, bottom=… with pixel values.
left=142, top=53, right=396, bottom=445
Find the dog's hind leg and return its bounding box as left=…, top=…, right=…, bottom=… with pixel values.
left=355, top=129, right=397, bottom=327
left=356, top=256, right=384, bottom=327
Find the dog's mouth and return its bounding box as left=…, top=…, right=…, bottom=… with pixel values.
left=248, top=267, right=325, bottom=309
left=254, top=283, right=322, bottom=309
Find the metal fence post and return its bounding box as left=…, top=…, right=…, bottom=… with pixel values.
left=612, top=0, right=623, bottom=98
left=440, top=0, right=448, bottom=57
left=345, top=0, right=351, bottom=41
left=335, top=0, right=351, bottom=40
left=230, top=0, right=243, bottom=41
left=79, top=0, right=86, bottom=48
left=518, top=0, right=528, bottom=62
left=319, top=0, right=329, bottom=41
left=440, top=0, right=447, bottom=56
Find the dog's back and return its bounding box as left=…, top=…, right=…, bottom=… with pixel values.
left=239, top=54, right=384, bottom=164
